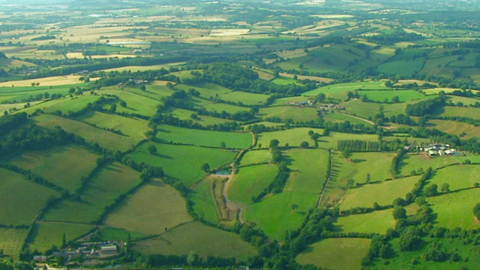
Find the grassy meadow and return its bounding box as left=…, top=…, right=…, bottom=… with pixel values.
left=9, top=145, right=99, bottom=193
left=105, top=179, right=193, bottom=235
left=133, top=221, right=256, bottom=259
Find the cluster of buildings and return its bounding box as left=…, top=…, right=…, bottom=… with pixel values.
left=34, top=242, right=123, bottom=268
left=287, top=99, right=343, bottom=111
left=405, top=143, right=459, bottom=157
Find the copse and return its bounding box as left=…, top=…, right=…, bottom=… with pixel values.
left=405, top=95, right=446, bottom=116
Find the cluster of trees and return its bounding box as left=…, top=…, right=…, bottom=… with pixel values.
left=405, top=95, right=446, bottom=116
left=201, top=63, right=316, bottom=95
left=337, top=140, right=381, bottom=152
left=390, top=149, right=406, bottom=177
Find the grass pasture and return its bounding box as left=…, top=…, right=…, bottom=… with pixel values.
left=43, top=162, right=141, bottom=223
left=332, top=152, right=395, bottom=185
left=303, top=81, right=389, bottom=97
left=240, top=150, right=272, bottom=166
left=428, top=165, right=480, bottom=192
left=128, top=142, right=237, bottom=186
left=9, top=145, right=99, bottom=193
left=284, top=149, right=329, bottom=194
left=0, top=76, right=91, bottom=87
left=105, top=179, right=193, bottom=235
left=229, top=164, right=278, bottom=205
left=98, top=88, right=162, bottom=116
left=296, top=238, right=371, bottom=270
left=338, top=175, right=420, bottom=210
left=156, top=124, right=252, bottom=149
left=439, top=106, right=480, bottom=120
left=76, top=110, right=150, bottom=143
left=335, top=209, right=395, bottom=235
left=323, top=112, right=373, bottom=126
left=259, top=106, right=319, bottom=122
left=245, top=192, right=318, bottom=241
left=257, top=127, right=322, bottom=147
left=189, top=176, right=219, bottom=224
left=34, top=114, right=138, bottom=151
left=0, top=168, right=60, bottom=226
left=377, top=59, right=425, bottom=76
left=428, top=119, right=480, bottom=139
left=428, top=189, right=480, bottom=230
left=0, top=228, right=28, bottom=259
left=169, top=108, right=236, bottom=126
left=133, top=221, right=256, bottom=259
left=400, top=153, right=480, bottom=175
left=30, top=222, right=94, bottom=252
left=42, top=94, right=101, bottom=115
left=357, top=90, right=428, bottom=102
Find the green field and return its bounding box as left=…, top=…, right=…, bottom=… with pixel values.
left=43, top=162, right=142, bottom=223
left=357, top=90, right=428, bottom=102
left=156, top=124, right=252, bottom=149
left=105, top=179, right=193, bottom=235
left=257, top=127, right=322, bottom=147
left=377, top=59, right=425, bottom=76
left=189, top=177, right=219, bottom=224
left=34, top=114, right=138, bottom=151
left=229, top=164, right=278, bottom=205
left=323, top=112, right=373, bottom=126
left=428, top=119, right=480, bottom=139
left=0, top=168, right=60, bottom=226
left=169, top=108, right=236, bottom=126
left=259, top=106, right=319, bottom=122
left=219, top=91, right=269, bottom=105
left=400, top=153, right=480, bottom=175
left=0, top=228, right=28, bottom=259
left=296, top=238, right=371, bottom=270
left=245, top=192, right=319, bottom=241
left=128, top=142, right=238, bottom=186
left=428, top=188, right=480, bottom=230
left=303, top=81, right=389, bottom=97
left=333, top=152, right=395, bottom=184
left=98, top=227, right=149, bottom=241
left=339, top=175, right=420, bottom=210
left=9, top=145, right=99, bottom=193
left=335, top=209, right=395, bottom=234
left=440, top=106, right=480, bottom=120
left=30, top=222, right=94, bottom=252
left=133, top=221, right=256, bottom=259
left=240, top=150, right=272, bottom=166
left=43, top=94, right=101, bottom=115
left=284, top=149, right=329, bottom=194
left=98, top=88, right=162, bottom=117
left=428, top=165, right=480, bottom=192
left=76, top=110, right=150, bottom=143
left=175, top=83, right=232, bottom=99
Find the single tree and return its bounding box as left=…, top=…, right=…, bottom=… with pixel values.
left=441, top=183, right=450, bottom=193
left=300, top=141, right=309, bottom=148
left=148, top=144, right=157, bottom=155
left=269, top=139, right=280, bottom=148
left=474, top=203, right=480, bottom=220
left=290, top=203, right=299, bottom=213
left=201, top=163, right=210, bottom=172
left=424, top=184, right=438, bottom=197
left=341, top=149, right=352, bottom=160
